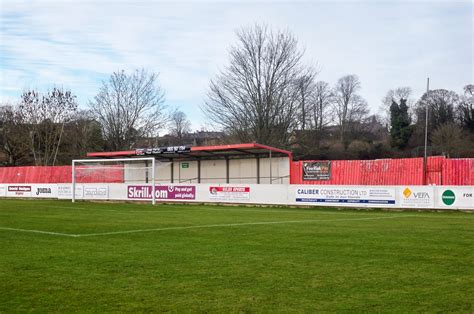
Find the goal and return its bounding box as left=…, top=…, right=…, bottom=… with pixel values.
left=71, top=157, right=158, bottom=204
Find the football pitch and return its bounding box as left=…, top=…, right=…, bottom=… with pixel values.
left=0, top=199, right=472, bottom=312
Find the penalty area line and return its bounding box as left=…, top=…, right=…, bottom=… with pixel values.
left=0, top=226, right=79, bottom=237
left=0, top=215, right=424, bottom=238
left=76, top=215, right=414, bottom=237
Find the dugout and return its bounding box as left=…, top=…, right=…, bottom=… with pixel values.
left=86, top=143, right=292, bottom=184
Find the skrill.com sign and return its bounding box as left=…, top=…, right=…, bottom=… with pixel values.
left=127, top=185, right=196, bottom=200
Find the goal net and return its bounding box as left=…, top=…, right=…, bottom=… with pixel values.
left=71, top=157, right=168, bottom=204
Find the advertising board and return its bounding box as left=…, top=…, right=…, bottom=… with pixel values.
left=0, top=182, right=471, bottom=210
left=6, top=185, right=32, bottom=197
left=302, top=161, right=331, bottom=180
left=57, top=184, right=84, bottom=199
left=295, top=186, right=396, bottom=205
left=436, top=187, right=473, bottom=209
left=83, top=185, right=109, bottom=199
left=209, top=186, right=250, bottom=201
left=32, top=185, right=58, bottom=198
left=136, top=146, right=191, bottom=156
left=127, top=185, right=196, bottom=200
left=399, top=186, right=434, bottom=208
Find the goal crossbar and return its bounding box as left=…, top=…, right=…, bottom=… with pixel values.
left=72, top=157, right=156, bottom=204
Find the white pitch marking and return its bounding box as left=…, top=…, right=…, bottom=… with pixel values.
left=68, top=208, right=474, bottom=219
left=76, top=215, right=414, bottom=237
left=51, top=206, right=383, bottom=215
left=49, top=205, right=86, bottom=210
left=11, top=203, right=472, bottom=218
left=1, top=216, right=404, bottom=238
left=1, top=214, right=469, bottom=238
left=0, top=226, right=79, bottom=237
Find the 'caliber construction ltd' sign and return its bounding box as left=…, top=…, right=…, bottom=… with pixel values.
left=296, top=186, right=396, bottom=205
left=128, top=185, right=196, bottom=200
left=303, top=161, right=331, bottom=180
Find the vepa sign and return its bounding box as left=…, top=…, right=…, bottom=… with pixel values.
left=399, top=186, right=434, bottom=208
left=403, top=187, right=430, bottom=199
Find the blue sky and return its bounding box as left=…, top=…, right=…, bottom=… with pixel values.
left=0, top=0, right=472, bottom=131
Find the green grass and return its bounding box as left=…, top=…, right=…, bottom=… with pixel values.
left=0, top=199, right=473, bottom=312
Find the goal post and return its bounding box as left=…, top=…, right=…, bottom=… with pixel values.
left=72, top=157, right=157, bottom=204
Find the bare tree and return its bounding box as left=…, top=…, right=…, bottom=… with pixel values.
left=432, top=122, right=469, bottom=157
left=415, top=89, right=459, bottom=127
left=312, top=81, right=333, bottom=131
left=169, top=108, right=191, bottom=140
left=464, top=84, right=474, bottom=97
left=62, top=110, right=104, bottom=161
left=295, top=70, right=317, bottom=131
left=0, top=104, right=30, bottom=165
left=332, top=75, right=369, bottom=144
left=458, top=84, right=474, bottom=132
left=89, top=69, right=167, bottom=150
left=203, top=24, right=309, bottom=148
left=18, top=88, right=78, bottom=165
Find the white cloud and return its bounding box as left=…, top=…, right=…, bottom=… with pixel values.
left=1, top=0, right=472, bottom=128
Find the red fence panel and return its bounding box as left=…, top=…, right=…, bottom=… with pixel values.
left=290, top=161, right=301, bottom=184
left=359, top=158, right=423, bottom=185
left=0, top=156, right=472, bottom=185
left=0, top=165, right=124, bottom=184
left=442, top=159, right=474, bottom=185
left=290, top=156, right=474, bottom=186
left=426, top=156, right=444, bottom=185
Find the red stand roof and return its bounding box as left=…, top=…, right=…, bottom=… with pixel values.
left=87, top=143, right=293, bottom=160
